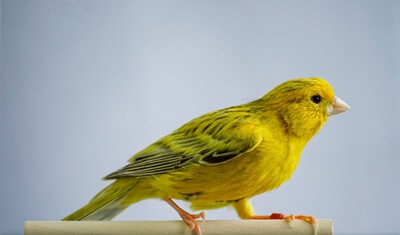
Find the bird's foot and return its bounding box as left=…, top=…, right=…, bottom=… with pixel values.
left=282, top=213, right=316, bottom=224
left=179, top=210, right=205, bottom=235
left=252, top=212, right=315, bottom=223
left=252, top=213, right=318, bottom=234
left=165, top=198, right=205, bottom=235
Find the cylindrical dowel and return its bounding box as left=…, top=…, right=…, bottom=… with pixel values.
left=25, top=220, right=333, bottom=235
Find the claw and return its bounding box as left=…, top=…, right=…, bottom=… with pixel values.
left=284, top=214, right=316, bottom=224
left=197, top=211, right=206, bottom=224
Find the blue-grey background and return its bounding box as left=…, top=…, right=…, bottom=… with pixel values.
left=1, top=0, right=399, bottom=234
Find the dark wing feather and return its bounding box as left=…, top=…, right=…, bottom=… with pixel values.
left=104, top=108, right=262, bottom=179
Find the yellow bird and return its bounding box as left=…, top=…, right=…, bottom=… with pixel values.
left=63, top=77, right=350, bottom=234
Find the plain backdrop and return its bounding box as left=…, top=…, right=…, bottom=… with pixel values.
left=1, top=0, right=399, bottom=234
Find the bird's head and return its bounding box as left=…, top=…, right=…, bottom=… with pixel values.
left=259, top=77, right=350, bottom=139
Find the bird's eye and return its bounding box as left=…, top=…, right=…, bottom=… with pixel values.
left=311, top=95, right=321, bottom=104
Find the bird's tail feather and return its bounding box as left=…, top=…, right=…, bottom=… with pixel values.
left=62, top=178, right=138, bottom=221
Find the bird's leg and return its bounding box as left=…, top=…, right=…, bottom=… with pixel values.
left=165, top=198, right=205, bottom=235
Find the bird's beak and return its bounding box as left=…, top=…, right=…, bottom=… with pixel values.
left=328, top=96, right=350, bottom=116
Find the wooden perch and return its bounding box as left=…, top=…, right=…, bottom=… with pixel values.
left=25, top=219, right=333, bottom=235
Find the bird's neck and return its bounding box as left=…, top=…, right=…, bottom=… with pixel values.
left=263, top=109, right=323, bottom=146
left=280, top=110, right=326, bottom=143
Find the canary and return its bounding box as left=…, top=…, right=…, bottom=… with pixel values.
left=63, top=77, right=350, bottom=235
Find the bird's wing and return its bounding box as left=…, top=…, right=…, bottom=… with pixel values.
left=104, top=109, right=262, bottom=179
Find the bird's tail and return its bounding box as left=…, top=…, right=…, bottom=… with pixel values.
left=62, top=178, right=138, bottom=221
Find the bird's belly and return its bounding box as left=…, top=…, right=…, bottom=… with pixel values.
left=152, top=147, right=301, bottom=206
